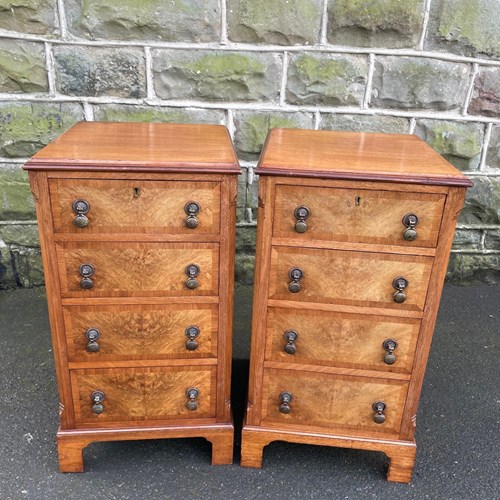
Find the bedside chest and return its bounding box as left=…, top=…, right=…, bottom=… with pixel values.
left=240, top=129, right=472, bottom=483
left=24, top=122, right=239, bottom=472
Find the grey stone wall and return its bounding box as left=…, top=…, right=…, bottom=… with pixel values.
left=1, top=0, right=499, bottom=288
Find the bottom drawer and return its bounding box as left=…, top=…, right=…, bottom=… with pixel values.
left=71, top=366, right=216, bottom=425
left=262, top=369, right=408, bottom=436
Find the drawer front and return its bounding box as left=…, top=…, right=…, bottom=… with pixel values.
left=262, top=369, right=408, bottom=435
left=273, top=184, right=445, bottom=247
left=57, top=241, right=219, bottom=297
left=64, top=303, right=218, bottom=361
left=269, top=246, right=433, bottom=311
left=266, top=307, right=419, bottom=373
left=71, top=366, right=216, bottom=424
left=49, top=179, right=221, bottom=235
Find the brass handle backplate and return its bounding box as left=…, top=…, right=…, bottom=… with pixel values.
left=294, top=206, right=310, bottom=233
left=284, top=330, right=298, bottom=354
left=86, top=327, right=100, bottom=352
left=79, top=263, right=95, bottom=289
left=186, top=387, right=199, bottom=411
left=184, top=201, right=201, bottom=229
left=392, top=276, right=408, bottom=303
left=372, top=401, right=386, bottom=424
left=72, top=199, right=90, bottom=228
left=185, top=264, right=200, bottom=289
left=91, top=390, right=105, bottom=414
left=288, top=268, right=303, bottom=293
left=402, top=213, right=419, bottom=241
left=383, top=339, right=398, bottom=365
left=185, top=325, right=200, bottom=351
left=279, top=391, right=293, bottom=414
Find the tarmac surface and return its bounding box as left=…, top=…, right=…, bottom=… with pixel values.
left=0, top=283, right=498, bottom=499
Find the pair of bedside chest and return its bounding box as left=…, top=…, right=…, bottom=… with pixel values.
left=25, top=122, right=471, bottom=482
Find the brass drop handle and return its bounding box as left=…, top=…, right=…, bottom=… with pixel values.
left=383, top=339, right=398, bottom=365
left=288, top=268, right=303, bottom=293
left=402, top=213, right=419, bottom=241
left=186, top=388, right=199, bottom=411
left=373, top=401, right=386, bottom=424
left=185, top=264, right=200, bottom=289
left=184, top=201, right=201, bottom=229
left=392, top=276, right=408, bottom=303
left=279, top=392, right=293, bottom=414
left=185, top=325, right=200, bottom=351
left=72, top=199, right=90, bottom=228
left=79, top=263, right=95, bottom=290
left=91, top=390, right=105, bottom=414
left=294, top=205, right=310, bottom=233
left=86, top=327, right=100, bottom=352
left=284, top=330, right=298, bottom=354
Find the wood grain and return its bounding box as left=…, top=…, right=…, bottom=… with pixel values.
left=63, top=303, right=218, bottom=361
left=257, top=129, right=472, bottom=186
left=265, top=307, right=420, bottom=373
left=56, top=241, right=219, bottom=297
left=50, top=178, right=220, bottom=235
left=71, top=366, right=216, bottom=424
left=262, top=369, right=408, bottom=435
left=273, top=184, right=445, bottom=247
left=269, top=246, right=433, bottom=311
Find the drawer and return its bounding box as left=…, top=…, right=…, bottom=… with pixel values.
left=269, top=246, right=433, bottom=311
left=56, top=241, right=219, bottom=298
left=71, top=366, right=216, bottom=425
left=262, top=368, right=408, bottom=436
left=265, top=307, right=419, bottom=373
left=49, top=179, right=221, bottom=235
left=273, top=184, right=446, bottom=247
left=64, top=303, right=218, bottom=361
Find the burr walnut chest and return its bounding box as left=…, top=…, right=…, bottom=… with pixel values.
left=241, top=128, right=472, bottom=482
left=24, top=122, right=239, bottom=472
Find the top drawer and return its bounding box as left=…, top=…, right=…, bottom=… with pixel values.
left=273, top=184, right=446, bottom=248
left=49, top=179, right=220, bottom=235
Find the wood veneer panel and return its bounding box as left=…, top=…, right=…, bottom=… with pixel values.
left=64, top=303, right=218, bottom=361
left=50, top=179, right=220, bottom=235
left=273, top=184, right=445, bottom=248
left=56, top=241, right=219, bottom=297
left=269, top=246, right=433, bottom=311
left=266, top=307, right=420, bottom=373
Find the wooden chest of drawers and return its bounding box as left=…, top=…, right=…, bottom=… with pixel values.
left=24, top=122, right=239, bottom=472
left=241, top=129, right=472, bottom=482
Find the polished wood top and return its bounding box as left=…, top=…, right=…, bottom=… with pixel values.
left=25, top=122, right=240, bottom=173
left=257, top=129, right=472, bottom=186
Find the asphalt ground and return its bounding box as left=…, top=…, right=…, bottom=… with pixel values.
left=0, top=283, right=498, bottom=499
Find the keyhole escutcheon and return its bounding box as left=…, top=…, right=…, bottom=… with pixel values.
left=355, top=196, right=361, bottom=206
left=133, top=187, right=141, bottom=198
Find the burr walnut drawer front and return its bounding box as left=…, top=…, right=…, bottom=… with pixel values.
left=262, top=369, right=408, bottom=436
left=56, top=241, right=219, bottom=298
left=49, top=178, right=221, bottom=235
left=71, top=366, right=216, bottom=425
left=273, top=184, right=446, bottom=247
left=269, top=246, right=433, bottom=312
left=265, top=307, right=420, bottom=373
left=63, top=303, right=218, bottom=362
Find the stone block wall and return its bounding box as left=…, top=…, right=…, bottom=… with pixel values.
left=1, top=0, right=499, bottom=288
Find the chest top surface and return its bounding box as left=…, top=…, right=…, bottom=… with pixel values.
left=257, top=128, right=472, bottom=187
left=24, top=121, right=239, bottom=174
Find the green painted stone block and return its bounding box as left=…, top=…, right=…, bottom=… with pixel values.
left=0, top=102, right=83, bottom=158
left=227, top=0, right=322, bottom=45
left=426, top=0, right=500, bottom=58
left=447, top=253, right=500, bottom=284
left=0, top=40, right=48, bottom=93
left=327, top=0, right=425, bottom=48
left=236, top=226, right=257, bottom=255
left=0, top=245, right=17, bottom=289
left=415, top=119, right=484, bottom=171
left=460, top=177, right=500, bottom=225
left=153, top=51, right=281, bottom=102
left=484, top=229, right=500, bottom=250
left=0, top=224, right=40, bottom=247
left=10, top=246, right=44, bottom=287
left=452, top=229, right=483, bottom=250
left=0, top=165, right=35, bottom=220
left=287, top=54, right=367, bottom=106
left=235, top=254, right=255, bottom=285
left=0, top=0, right=56, bottom=35
left=486, top=125, right=500, bottom=170
left=321, top=114, right=410, bottom=134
